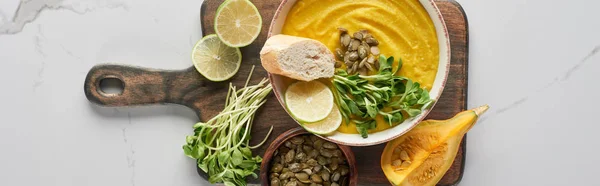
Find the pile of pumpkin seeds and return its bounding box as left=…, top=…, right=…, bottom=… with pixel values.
left=335, top=28, right=380, bottom=75
left=269, top=135, right=350, bottom=186
left=391, top=147, right=412, bottom=171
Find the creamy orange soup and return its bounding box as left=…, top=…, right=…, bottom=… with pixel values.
left=281, top=0, right=439, bottom=134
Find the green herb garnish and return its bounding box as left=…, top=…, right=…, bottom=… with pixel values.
left=183, top=67, right=273, bottom=186
left=333, top=55, right=435, bottom=138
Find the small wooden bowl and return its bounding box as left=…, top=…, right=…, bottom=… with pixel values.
left=260, top=127, right=358, bottom=186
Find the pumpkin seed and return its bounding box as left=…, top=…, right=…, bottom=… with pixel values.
left=297, top=181, right=307, bottom=186
left=358, top=45, right=368, bottom=59
left=392, top=159, right=402, bottom=167
left=329, top=162, right=340, bottom=171
left=272, top=163, right=284, bottom=173
left=332, top=150, right=342, bottom=157
left=303, top=145, right=314, bottom=152
left=300, top=163, right=310, bottom=169
left=353, top=32, right=363, bottom=40
left=400, top=160, right=411, bottom=169
left=295, top=173, right=310, bottom=183
left=366, top=37, right=379, bottom=46
left=272, top=172, right=280, bottom=179
left=302, top=168, right=313, bottom=175
left=347, top=67, right=354, bottom=74
left=291, top=136, right=305, bottom=144
left=370, top=46, right=380, bottom=56
left=339, top=166, right=349, bottom=176
left=350, top=39, right=360, bottom=51
left=272, top=178, right=281, bottom=186
left=331, top=172, right=341, bottom=182
left=313, top=139, right=324, bottom=149
left=330, top=161, right=339, bottom=171
left=321, top=171, right=331, bottom=182
left=359, top=58, right=367, bottom=69
left=290, top=163, right=302, bottom=172
left=351, top=62, right=359, bottom=74
left=330, top=182, right=339, bottom=186
left=285, top=180, right=298, bottom=186
left=296, top=144, right=303, bottom=154
left=311, top=174, right=323, bottom=183
left=280, top=172, right=294, bottom=180
left=348, top=52, right=358, bottom=61
left=313, top=164, right=322, bottom=172
left=308, top=149, right=319, bottom=159
left=400, top=150, right=410, bottom=161
left=363, top=33, right=372, bottom=40
left=308, top=159, right=319, bottom=166
left=361, top=41, right=370, bottom=53
left=323, top=142, right=337, bottom=149
left=323, top=182, right=331, bottom=186
left=320, top=149, right=333, bottom=158
left=285, top=141, right=293, bottom=148
left=286, top=150, right=295, bottom=163
left=367, top=55, right=376, bottom=64
left=337, top=27, right=348, bottom=34
left=317, top=156, right=328, bottom=165
left=330, top=157, right=339, bottom=165
left=340, top=34, right=351, bottom=48
left=296, top=152, right=307, bottom=161
left=335, top=48, right=344, bottom=60
left=365, top=61, right=375, bottom=72
left=334, top=62, right=342, bottom=68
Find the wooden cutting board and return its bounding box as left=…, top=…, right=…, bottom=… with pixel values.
left=199, top=0, right=469, bottom=185
left=84, top=0, right=468, bottom=185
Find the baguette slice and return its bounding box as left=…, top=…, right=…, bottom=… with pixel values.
left=260, top=34, right=335, bottom=81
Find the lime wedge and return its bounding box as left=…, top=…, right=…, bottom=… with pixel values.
left=191, top=34, right=241, bottom=81
left=214, top=0, right=262, bottom=47
left=285, top=81, right=334, bottom=123
left=303, top=105, right=342, bottom=135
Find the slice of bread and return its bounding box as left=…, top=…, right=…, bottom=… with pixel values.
left=260, top=34, right=335, bottom=81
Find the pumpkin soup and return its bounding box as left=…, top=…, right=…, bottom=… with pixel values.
left=281, top=0, right=439, bottom=134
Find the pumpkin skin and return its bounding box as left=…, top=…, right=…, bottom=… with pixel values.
left=381, top=105, right=488, bottom=186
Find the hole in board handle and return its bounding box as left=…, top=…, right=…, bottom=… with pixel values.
left=98, top=77, right=124, bottom=96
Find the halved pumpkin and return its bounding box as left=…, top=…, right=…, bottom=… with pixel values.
left=381, top=105, right=489, bottom=186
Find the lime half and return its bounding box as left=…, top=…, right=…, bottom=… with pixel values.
left=302, top=105, right=342, bottom=135
left=191, top=34, right=241, bottom=81
left=214, top=0, right=262, bottom=47
left=285, top=81, right=334, bottom=123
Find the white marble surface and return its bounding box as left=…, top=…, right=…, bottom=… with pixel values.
left=0, top=0, right=599, bottom=185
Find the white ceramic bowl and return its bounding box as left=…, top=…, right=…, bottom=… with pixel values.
left=267, top=0, right=451, bottom=146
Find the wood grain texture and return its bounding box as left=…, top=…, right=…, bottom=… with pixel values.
left=83, top=0, right=468, bottom=185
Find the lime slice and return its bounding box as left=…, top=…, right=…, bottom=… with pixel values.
left=214, top=0, right=262, bottom=47
left=302, top=105, right=342, bottom=135
left=285, top=81, right=334, bottom=123
left=191, top=34, right=242, bottom=81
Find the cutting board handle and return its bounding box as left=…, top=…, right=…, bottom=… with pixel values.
left=83, top=64, right=211, bottom=108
